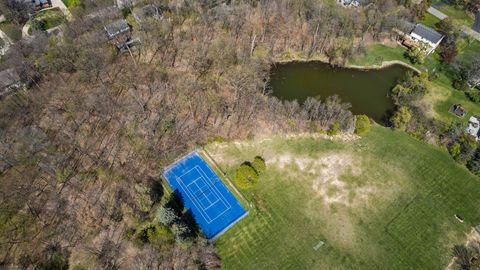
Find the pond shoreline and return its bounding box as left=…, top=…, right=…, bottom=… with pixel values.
left=273, top=56, right=421, bottom=74
left=269, top=59, right=410, bottom=123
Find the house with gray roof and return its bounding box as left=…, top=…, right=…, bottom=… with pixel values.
left=473, top=11, right=480, bottom=33
left=104, top=19, right=131, bottom=49
left=408, top=23, right=444, bottom=55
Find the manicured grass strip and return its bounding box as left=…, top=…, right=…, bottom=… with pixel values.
left=437, top=5, right=475, bottom=27
left=420, top=13, right=442, bottom=28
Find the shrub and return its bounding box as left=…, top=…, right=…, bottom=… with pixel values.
left=235, top=162, right=259, bottom=189
left=327, top=122, right=340, bottom=136
left=171, top=222, right=191, bottom=243
left=63, top=0, right=83, bottom=9
left=125, top=228, right=136, bottom=239
left=466, top=89, right=480, bottom=103
left=355, top=115, right=371, bottom=135
left=134, top=184, right=153, bottom=212
left=405, top=47, right=425, bottom=64
left=390, top=106, right=412, bottom=131
left=156, top=206, right=178, bottom=225
left=251, top=156, right=266, bottom=174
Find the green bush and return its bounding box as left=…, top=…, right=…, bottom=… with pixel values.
left=449, top=142, right=461, bottom=159
left=355, top=115, right=371, bottom=135
left=171, top=222, right=191, bottom=243
left=235, top=162, right=259, bottom=189
left=466, top=89, right=480, bottom=103
left=138, top=224, right=172, bottom=244
left=125, top=227, right=136, bottom=239
left=390, top=106, right=412, bottom=131
left=62, top=0, right=83, bottom=9
left=251, top=156, right=266, bottom=174
left=327, top=122, right=340, bottom=136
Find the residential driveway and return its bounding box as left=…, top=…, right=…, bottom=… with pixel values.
left=427, top=6, right=448, bottom=20
left=22, top=23, right=31, bottom=39
left=50, top=0, right=72, bottom=19
left=461, top=25, right=480, bottom=41
left=0, top=30, right=12, bottom=55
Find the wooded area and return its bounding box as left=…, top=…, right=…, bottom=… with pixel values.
left=0, top=0, right=429, bottom=268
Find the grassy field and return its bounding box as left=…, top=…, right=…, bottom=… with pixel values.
left=31, top=8, right=66, bottom=31
left=207, top=127, right=480, bottom=269
left=437, top=5, right=475, bottom=27
left=420, top=13, right=442, bottom=28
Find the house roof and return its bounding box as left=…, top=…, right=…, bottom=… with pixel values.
left=411, top=24, right=443, bottom=44
left=473, top=11, right=480, bottom=33
left=0, top=68, right=20, bottom=89
left=104, top=19, right=130, bottom=38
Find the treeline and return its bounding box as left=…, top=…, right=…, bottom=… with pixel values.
left=0, top=0, right=421, bottom=268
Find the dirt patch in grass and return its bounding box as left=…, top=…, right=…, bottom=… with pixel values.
left=270, top=152, right=375, bottom=207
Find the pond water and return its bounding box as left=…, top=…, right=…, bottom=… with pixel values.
left=269, top=61, right=411, bottom=123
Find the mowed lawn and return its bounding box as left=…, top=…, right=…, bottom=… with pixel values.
left=206, top=127, right=480, bottom=269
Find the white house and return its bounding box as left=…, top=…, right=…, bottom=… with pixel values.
left=408, top=24, right=444, bottom=55
left=467, top=116, right=480, bottom=141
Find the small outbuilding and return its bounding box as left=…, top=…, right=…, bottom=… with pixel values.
left=449, top=104, right=467, bottom=118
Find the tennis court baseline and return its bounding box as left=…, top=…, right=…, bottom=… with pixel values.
left=163, top=152, right=248, bottom=240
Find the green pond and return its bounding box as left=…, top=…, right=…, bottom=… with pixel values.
left=269, top=61, right=411, bottom=123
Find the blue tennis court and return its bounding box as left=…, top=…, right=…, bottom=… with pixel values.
left=163, top=152, right=248, bottom=239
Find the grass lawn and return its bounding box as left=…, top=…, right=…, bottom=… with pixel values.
left=0, top=23, right=22, bottom=42
left=31, top=8, right=66, bottom=31
left=348, top=44, right=407, bottom=67
left=420, top=13, right=442, bottom=28
left=207, top=127, right=480, bottom=269
left=437, top=5, right=475, bottom=27
left=62, top=0, right=82, bottom=10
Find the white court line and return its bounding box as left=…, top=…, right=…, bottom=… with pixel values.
left=196, top=166, right=232, bottom=210
left=174, top=161, right=234, bottom=224
left=195, top=166, right=232, bottom=222
left=187, top=177, right=216, bottom=205
left=177, top=165, right=230, bottom=223
left=204, top=198, right=221, bottom=210
left=176, top=174, right=213, bottom=223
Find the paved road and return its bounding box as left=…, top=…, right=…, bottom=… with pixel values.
left=461, top=25, right=480, bottom=41
left=427, top=6, right=448, bottom=20
left=50, top=0, right=72, bottom=19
